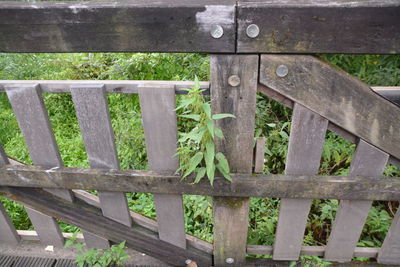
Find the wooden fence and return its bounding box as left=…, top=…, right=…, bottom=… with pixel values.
left=0, top=0, right=400, bottom=266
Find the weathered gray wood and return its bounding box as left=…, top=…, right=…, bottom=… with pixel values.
left=3, top=164, right=400, bottom=200
left=211, top=54, right=258, bottom=266
left=325, top=140, right=388, bottom=262
left=247, top=245, right=380, bottom=259
left=273, top=104, right=328, bottom=260
left=0, top=80, right=210, bottom=94
left=259, top=55, right=400, bottom=163
left=73, top=190, right=213, bottom=254
left=70, top=85, right=132, bottom=249
left=0, top=187, right=212, bottom=267
left=138, top=85, right=186, bottom=249
left=3, top=164, right=400, bottom=202
left=0, top=147, right=20, bottom=245
left=377, top=200, right=400, bottom=264
left=0, top=0, right=235, bottom=53
left=237, top=0, right=400, bottom=54
left=5, top=84, right=69, bottom=247
left=254, top=137, right=266, bottom=173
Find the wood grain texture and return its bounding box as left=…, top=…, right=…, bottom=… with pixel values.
left=0, top=0, right=235, bottom=53
left=2, top=164, right=400, bottom=200
left=0, top=148, right=18, bottom=245
left=0, top=187, right=212, bottom=267
left=211, top=54, right=258, bottom=266
left=0, top=80, right=210, bottom=94
left=273, top=104, right=328, bottom=260
left=253, top=137, right=266, bottom=173
left=378, top=200, right=400, bottom=264
left=71, top=85, right=132, bottom=249
left=237, top=0, right=400, bottom=53
left=138, top=86, right=186, bottom=249
left=5, top=84, right=70, bottom=247
left=259, top=55, right=400, bottom=163
left=325, top=140, right=388, bottom=262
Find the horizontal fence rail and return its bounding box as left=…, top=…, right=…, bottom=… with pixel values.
left=0, top=164, right=400, bottom=201
left=1, top=0, right=399, bottom=54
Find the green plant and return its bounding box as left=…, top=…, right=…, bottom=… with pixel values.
left=65, top=233, right=130, bottom=267
left=175, top=78, right=235, bottom=185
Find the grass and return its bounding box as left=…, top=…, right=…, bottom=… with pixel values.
left=0, top=53, right=399, bottom=264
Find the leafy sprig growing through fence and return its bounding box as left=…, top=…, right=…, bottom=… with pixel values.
left=65, top=233, right=130, bottom=267
left=176, top=78, right=235, bottom=185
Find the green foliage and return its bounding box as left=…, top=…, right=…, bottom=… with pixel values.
left=175, top=78, right=235, bottom=185
left=65, top=234, right=130, bottom=267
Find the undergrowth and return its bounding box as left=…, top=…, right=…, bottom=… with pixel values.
left=0, top=52, right=399, bottom=265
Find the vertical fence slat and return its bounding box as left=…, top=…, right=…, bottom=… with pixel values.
left=254, top=137, right=266, bottom=173
left=378, top=200, right=400, bottom=264
left=273, top=103, right=328, bottom=260
left=0, top=147, right=20, bottom=245
left=211, top=54, right=258, bottom=266
left=138, top=86, right=186, bottom=248
left=5, top=84, right=68, bottom=247
left=325, top=140, right=388, bottom=262
left=71, top=85, right=132, bottom=249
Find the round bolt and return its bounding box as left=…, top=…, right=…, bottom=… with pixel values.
left=210, top=25, right=224, bottom=39
left=228, top=75, right=241, bottom=87
left=246, top=24, right=260, bottom=38
left=185, top=259, right=192, bottom=265
left=225, top=258, right=234, bottom=264
left=276, top=64, right=289, bottom=77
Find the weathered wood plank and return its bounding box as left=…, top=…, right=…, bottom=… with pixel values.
left=211, top=54, right=258, bottom=266
left=0, top=80, right=210, bottom=94
left=0, top=187, right=212, bottom=267
left=0, top=147, right=20, bottom=245
left=253, top=137, right=265, bottom=173
left=247, top=245, right=380, bottom=259
left=259, top=55, right=400, bottom=163
left=0, top=0, right=235, bottom=53
left=377, top=200, right=400, bottom=264
left=273, top=104, right=328, bottom=260
left=70, top=85, right=132, bottom=249
left=138, top=86, right=186, bottom=249
left=237, top=0, right=400, bottom=54
left=5, top=84, right=69, bottom=247
left=325, top=140, right=388, bottom=262
left=2, top=164, right=400, bottom=200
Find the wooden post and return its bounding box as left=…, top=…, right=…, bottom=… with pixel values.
left=210, top=54, right=258, bottom=266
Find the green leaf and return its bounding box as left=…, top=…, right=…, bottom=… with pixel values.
left=206, top=119, right=214, bottom=138
left=267, top=123, right=276, bottom=128
left=175, top=98, right=195, bottom=110
left=202, top=103, right=211, bottom=118
left=216, top=152, right=230, bottom=174
left=194, top=167, right=206, bottom=183
left=216, top=162, right=232, bottom=182
left=205, top=141, right=215, bottom=182
left=215, top=127, right=224, bottom=139
left=183, top=152, right=203, bottom=178
left=212, top=113, right=236, bottom=120
left=180, top=114, right=200, bottom=121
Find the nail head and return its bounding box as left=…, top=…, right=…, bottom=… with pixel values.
left=276, top=64, right=289, bottom=77
left=228, top=75, right=241, bottom=87
left=246, top=24, right=260, bottom=38
left=226, top=258, right=234, bottom=264
left=210, top=25, right=224, bottom=39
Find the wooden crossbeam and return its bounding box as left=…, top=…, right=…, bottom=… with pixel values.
left=259, top=55, right=400, bottom=163
left=0, top=187, right=212, bottom=267
left=1, top=164, right=400, bottom=201
left=0, top=0, right=235, bottom=53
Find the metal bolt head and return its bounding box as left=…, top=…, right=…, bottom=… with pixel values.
left=185, top=259, right=192, bottom=265
left=276, top=64, right=289, bottom=77
left=228, top=75, right=241, bottom=87
left=210, top=25, right=224, bottom=39
left=246, top=24, right=260, bottom=38
left=225, top=258, right=234, bottom=264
